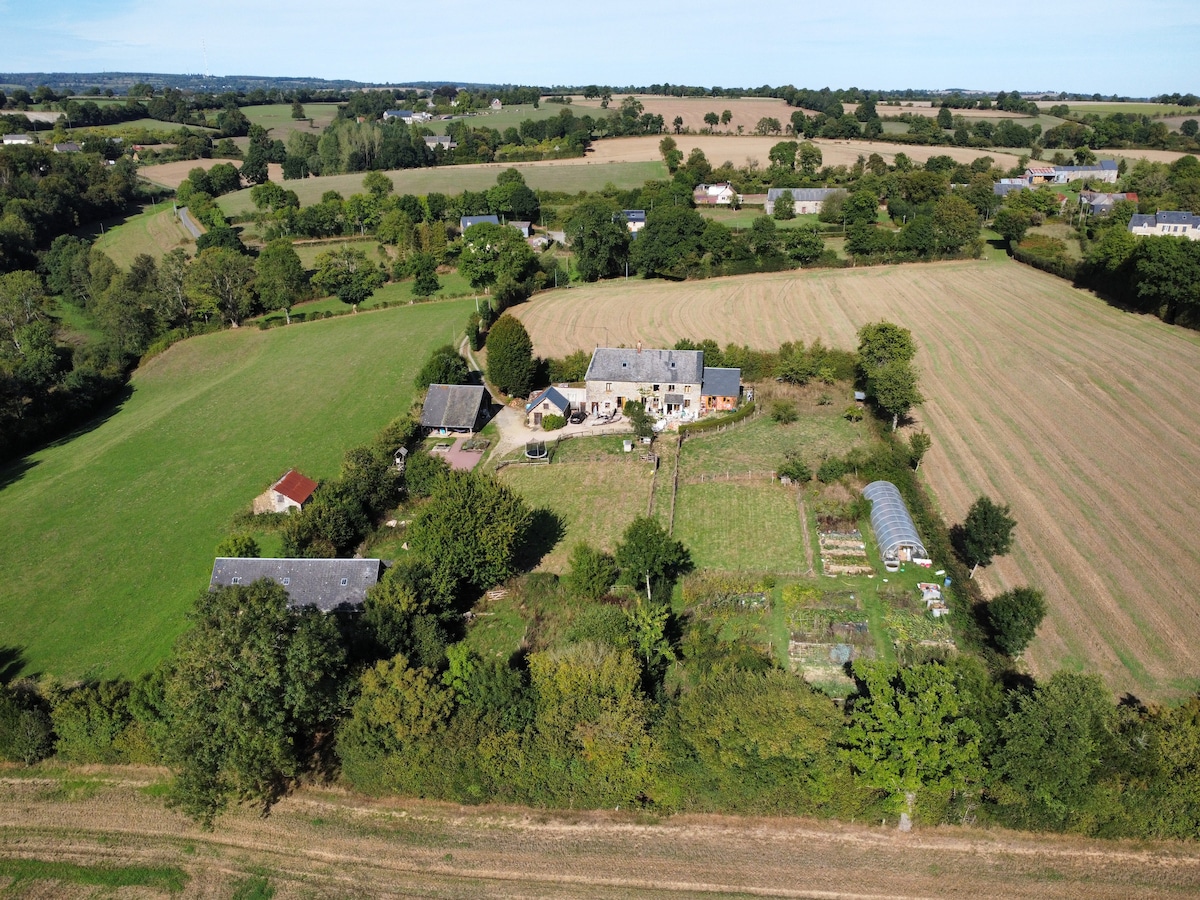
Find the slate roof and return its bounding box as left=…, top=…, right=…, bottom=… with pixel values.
left=586, top=347, right=704, bottom=384
left=460, top=214, right=500, bottom=231
left=210, top=558, right=382, bottom=612
left=767, top=188, right=837, bottom=202
left=526, top=386, right=569, bottom=412
left=993, top=182, right=1028, bottom=196
left=1129, top=211, right=1200, bottom=231
left=701, top=367, right=742, bottom=398
left=383, top=109, right=413, bottom=118
left=621, top=210, right=646, bottom=223
left=421, top=383, right=487, bottom=430
left=272, top=469, right=318, bottom=505
left=53, top=142, right=81, bottom=153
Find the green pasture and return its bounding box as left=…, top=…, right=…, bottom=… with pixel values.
left=253, top=270, right=476, bottom=326
left=0, top=298, right=473, bottom=680
left=218, top=161, right=667, bottom=214
left=1057, top=102, right=1199, bottom=117
left=92, top=201, right=194, bottom=269
left=243, top=102, right=342, bottom=136
left=67, top=117, right=218, bottom=136
left=450, top=104, right=565, bottom=132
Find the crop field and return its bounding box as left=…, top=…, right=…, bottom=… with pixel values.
left=513, top=261, right=1200, bottom=699
left=136, top=157, right=284, bottom=190
left=218, top=160, right=665, bottom=214
left=5, top=772, right=1200, bottom=899
left=92, top=202, right=194, bottom=268
left=571, top=94, right=797, bottom=134
left=0, top=299, right=473, bottom=680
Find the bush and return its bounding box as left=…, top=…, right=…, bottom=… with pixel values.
left=541, top=414, right=566, bottom=431
left=816, top=456, right=849, bottom=483
left=778, top=450, right=812, bottom=483
left=770, top=400, right=799, bottom=424
left=843, top=405, right=864, bottom=422
left=0, top=686, right=53, bottom=765
left=988, top=587, right=1047, bottom=656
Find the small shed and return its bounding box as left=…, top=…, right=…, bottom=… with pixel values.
left=862, top=480, right=929, bottom=563
left=255, top=469, right=318, bottom=514
left=701, top=366, right=742, bottom=412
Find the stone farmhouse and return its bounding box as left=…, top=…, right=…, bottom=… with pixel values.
left=583, top=346, right=741, bottom=421
left=210, top=557, right=383, bottom=612
left=765, top=187, right=839, bottom=216
left=1128, top=211, right=1200, bottom=240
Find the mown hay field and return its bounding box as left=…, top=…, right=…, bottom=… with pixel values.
left=0, top=299, right=473, bottom=680
left=513, top=261, right=1200, bottom=699
left=3, top=770, right=1200, bottom=899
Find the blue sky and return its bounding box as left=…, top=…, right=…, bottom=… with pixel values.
left=2, top=0, right=1196, bottom=98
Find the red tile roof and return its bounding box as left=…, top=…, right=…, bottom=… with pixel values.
left=272, top=470, right=318, bottom=505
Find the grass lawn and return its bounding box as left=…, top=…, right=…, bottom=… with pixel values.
left=699, top=208, right=821, bottom=230
left=680, top=410, right=866, bottom=478
left=497, top=456, right=654, bottom=573
left=673, top=481, right=808, bottom=574
left=0, top=298, right=473, bottom=680
left=243, top=102, right=342, bottom=138
left=92, top=202, right=195, bottom=269
left=218, top=161, right=666, bottom=215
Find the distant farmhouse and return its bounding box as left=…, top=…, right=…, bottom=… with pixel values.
left=1128, top=211, right=1200, bottom=240
left=765, top=188, right=839, bottom=216
left=383, top=109, right=432, bottom=125
left=424, top=135, right=457, bottom=150
left=3, top=134, right=34, bottom=145
left=53, top=142, right=81, bottom=153
left=1024, top=160, right=1118, bottom=185
left=253, top=469, right=318, bottom=514
left=693, top=182, right=738, bottom=206
left=1080, top=191, right=1137, bottom=216
left=210, top=558, right=383, bottom=612
left=621, top=210, right=646, bottom=235
left=583, top=345, right=741, bottom=421
left=420, top=383, right=490, bottom=434
left=460, top=214, right=500, bottom=232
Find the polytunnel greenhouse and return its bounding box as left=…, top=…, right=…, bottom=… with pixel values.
left=862, top=481, right=929, bottom=562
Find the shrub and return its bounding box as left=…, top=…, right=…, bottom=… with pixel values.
left=843, top=405, right=864, bottom=422
left=541, top=414, right=566, bottom=431
left=778, top=450, right=812, bottom=483
left=771, top=400, right=799, bottom=424
left=816, top=456, right=848, bottom=483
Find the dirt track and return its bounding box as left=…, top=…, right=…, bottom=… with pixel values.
left=3, top=771, right=1200, bottom=898
left=512, top=261, right=1200, bottom=699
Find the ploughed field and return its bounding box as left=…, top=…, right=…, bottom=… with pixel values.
left=512, top=260, right=1200, bottom=699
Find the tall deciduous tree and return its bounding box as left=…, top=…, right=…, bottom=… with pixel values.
left=566, top=198, right=630, bottom=282
left=932, top=194, right=982, bottom=255
left=415, top=343, right=469, bottom=390
left=798, top=141, right=823, bottom=175
left=987, top=587, right=1047, bottom=656
left=870, top=358, right=923, bottom=431
left=160, top=581, right=347, bottom=826
left=458, top=222, right=538, bottom=293
left=842, top=660, right=984, bottom=818
left=615, top=516, right=690, bottom=599
left=956, top=495, right=1017, bottom=577
left=254, top=239, right=306, bottom=324
left=485, top=313, right=536, bottom=397
left=186, top=248, right=256, bottom=327
left=311, top=246, right=384, bottom=309
left=406, top=469, right=533, bottom=603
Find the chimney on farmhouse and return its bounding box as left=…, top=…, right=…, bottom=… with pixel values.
left=636, top=340, right=642, bottom=354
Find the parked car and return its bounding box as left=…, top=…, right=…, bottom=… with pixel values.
left=568, top=410, right=586, bottom=425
